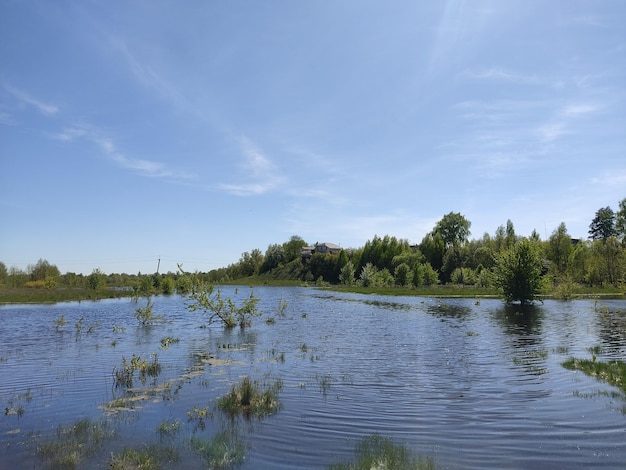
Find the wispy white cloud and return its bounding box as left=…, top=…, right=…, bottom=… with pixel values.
left=107, top=35, right=185, bottom=107
left=591, top=168, right=626, bottom=186
left=219, top=137, right=284, bottom=196
left=461, top=66, right=542, bottom=85
left=53, top=124, right=193, bottom=180
left=4, top=85, right=59, bottom=115
left=537, top=122, right=568, bottom=142
left=560, top=103, right=598, bottom=117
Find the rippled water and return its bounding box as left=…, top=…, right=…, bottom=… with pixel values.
left=1, top=288, right=625, bottom=469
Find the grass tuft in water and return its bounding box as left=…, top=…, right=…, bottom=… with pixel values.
left=53, top=314, right=67, bottom=332
left=159, top=336, right=180, bottom=350
left=156, top=419, right=181, bottom=438
left=328, top=435, right=437, bottom=470
left=113, top=353, right=162, bottom=388
left=190, top=431, right=245, bottom=468
left=110, top=444, right=179, bottom=470
left=217, top=376, right=282, bottom=419
left=38, top=418, right=115, bottom=469
left=562, top=357, right=626, bottom=394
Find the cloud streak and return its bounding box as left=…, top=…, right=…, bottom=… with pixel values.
left=4, top=84, right=59, bottom=115
left=219, top=137, right=284, bottom=196
left=53, top=124, right=193, bottom=180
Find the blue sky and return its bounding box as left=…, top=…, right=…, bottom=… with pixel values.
left=1, top=1, right=625, bottom=275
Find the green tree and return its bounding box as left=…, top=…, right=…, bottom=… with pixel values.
left=419, top=232, right=445, bottom=273
left=261, top=244, right=285, bottom=273
left=547, top=222, right=572, bottom=275
left=493, top=239, right=544, bottom=304
left=339, top=261, right=356, bottom=286
left=433, top=212, right=471, bottom=283
left=589, top=206, right=616, bottom=241
left=182, top=268, right=260, bottom=328
left=238, top=249, right=264, bottom=277
left=283, top=235, right=307, bottom=262
left=28, top=258, right=60, bottom=282
left=434, top=212, right=472, bottom=249
left=359, top=262, right=378, bottom=287
left=87, top=268, right=107, bottom=290
left=414, top=262, right=438, bottom=286
left=160, top=276, right=175, bottom=295
left=8, top=266, right=28, bottom=287
left=567, top=241, right=590, bottom=285
left=0, top=261, right=7, bottom=286
left=394, top=263, right=413, bottom=287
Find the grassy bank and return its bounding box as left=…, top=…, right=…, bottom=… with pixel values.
left=562, top=358, right=626, bottom=395
left=0, top=287, right=135, bottom=304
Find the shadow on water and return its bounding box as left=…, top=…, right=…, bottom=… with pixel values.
left=424, top=300, right=472, bottom=319
left=594, top=301, right=626, bottom=356
left=492, top=303, right=549, bottom=377
left=492, top=303, right=544, bottom=337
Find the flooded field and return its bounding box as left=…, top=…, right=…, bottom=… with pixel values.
left=1, top=287, right=625, bottom=468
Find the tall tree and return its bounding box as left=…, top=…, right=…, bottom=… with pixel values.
left=433, top=212, right=471, bottom=248
left=493, top=239, right=544, bottom=305
left=589, top=206, right=616, bottom=241
left=547, top=222, right=572, bottom=274
left=283, top=235, right=307, bottom=262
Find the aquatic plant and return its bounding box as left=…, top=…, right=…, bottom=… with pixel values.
left=275, top=299, right=288, bottom=316
left=180, top=267, right=261, bottom=328
left=53, top=314, right=67, bottom=332
left=190, top=431, right=245, bottom=469
left=110, top=444, right=179, bottom=470
left=113, top=353, right=162, bottom=388
left=74, top=316, right=84, bottom=333
left=38, top=418, right=115, bottom=469
left=562, top=357, right=626, bottom=394
left=159, top=336, right=180, bottom=350
left=187, top=406, right=211, bottom=431
left=316, top=373, right=333, bottom=395
left=217, top=376, right=282, bottom=419
left=328, top=435, right=437, bottom=470
left=135, top=299, right=165, bottom=326
left=156, top=419, right=181, bottom=438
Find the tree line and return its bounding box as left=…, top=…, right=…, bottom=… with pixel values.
left=1, top=198, right=624, bottom=302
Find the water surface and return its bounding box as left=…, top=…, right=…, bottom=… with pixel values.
left=1, top=288, right=625, bottom=468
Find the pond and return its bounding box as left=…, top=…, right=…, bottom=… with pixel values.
left=1, top=287, right=625, bottom=469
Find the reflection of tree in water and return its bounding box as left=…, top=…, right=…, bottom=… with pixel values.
left=425, top=301, right=472, bottom=319
left=493, top=304, right=548, bottom=377
left=594, top=303, right=626, bottom=357
left=494, top=304, right=544, bottom=338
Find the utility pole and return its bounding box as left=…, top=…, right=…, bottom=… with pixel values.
left=156, top=257, right=161, bottom=275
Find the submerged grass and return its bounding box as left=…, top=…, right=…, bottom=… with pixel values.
left=109, top=444, right=179, bottom=470
left=217, top=376, right=282, bottom=419
left=38, top=418, right=115, bottom=469
left=328, top=435, right=437, bottom=470
left=562, top=358, right=626, bottom=394
left=190, top=431, right=245, bottom=468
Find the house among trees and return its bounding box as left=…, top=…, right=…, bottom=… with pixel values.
left=301, top=242, right=342, bottom=258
